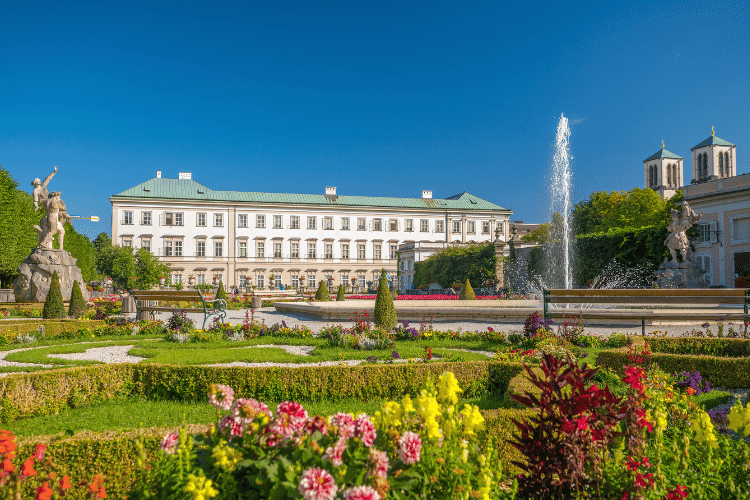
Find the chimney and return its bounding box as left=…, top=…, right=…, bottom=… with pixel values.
left=325, top=186, right=337, bottom=195
left=179, top=172, right=192, bottom=180
left=156, top=170, right=162, bottom=178
left=421, top=190, right=432, bottom=199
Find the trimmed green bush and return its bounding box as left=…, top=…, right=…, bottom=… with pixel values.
left=42, top=271, right=65, bottom=319
left=314, top=281, right=330, bottom=301
left=215, top=280, right=227, bottom=301
left=459, top=278, right=476, bottom=300
left=374, top=269, right=396, bottom=329
left=648, top=337, right=750, bottom=357
left=336, top=284, right=345, bottom=301
left=68, top=280, right=86, bottom=318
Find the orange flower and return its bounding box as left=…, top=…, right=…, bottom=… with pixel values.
left=97, top=486, right=107, bottom=499
left=686, top=387, right=696, bottom=396
left=36, top=482, right=53, bottom=500
left=61, top=475, right=72, bottom=490
left=1, top=459, right=14, bottom=473
left=21, top=458, right=37, bottom=477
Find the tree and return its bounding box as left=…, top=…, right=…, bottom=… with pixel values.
left=521, top=223, right=551, bottom=244
left=413, top=243, right=497, bottom=289
left=43, top=271, right=65, bottom=319
left=54, top=221, right=98, bottom=282
left=374, top=269, right=396, bottom=329
left=459, top=278, right=476, bottom=300
left=95, top=245, right=170, bottom=291
left=68, top=280, right=86, bottom=318
left=216, top=281, right=227, bottom=301
left=314, top=281, right=330, bottom=301
left=572, top=188, right=676, bottom=236
left=336, top=284, right=345, bottom=301
left=0, top=167, right=43, bottom=287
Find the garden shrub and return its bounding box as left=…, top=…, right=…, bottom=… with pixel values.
left=459, top=278, right=476, bottom=300
left=373, top=269, right=396, bottom=329
left=336, top=284, right=345, bottom=301
left=67, top=280, right=86, bottom=318
left=314, top=280, right=330, bottom=301
left=42, top=271, right=65, bottom=319
left=649, top=337, right=750, bottom=357
left=215, top=281, right=227, bottom=301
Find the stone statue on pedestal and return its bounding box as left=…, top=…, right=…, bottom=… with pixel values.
left=655, top=201, right=709, bottom=289
left=13, top=167, right=88, bottom=303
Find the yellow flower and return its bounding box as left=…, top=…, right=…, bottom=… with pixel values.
left=416, top=390, right=440, bottom=423
left=211, top=441, right=243, bottom=472
left=424, top=417, right=441, bottom=440
left=728, top=402, right=750, bottom=437
left=185, top=473, right=219, bottom=500
left=380, top=401, right=403, bottom=427
left=459, top=404, right=485, bottom=436
left=437, top=372, right=463, bottom=405
left=691, top=412, right=718, bottom=448
left=655, top=410, right=668, bottom=432
left=401, top=395, right=415, bottom=413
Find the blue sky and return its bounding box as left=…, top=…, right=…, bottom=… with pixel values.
left=2, top=1, right=749, bottom=239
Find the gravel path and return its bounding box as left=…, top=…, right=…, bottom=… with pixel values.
left=48, top=345, right=145, bottom=364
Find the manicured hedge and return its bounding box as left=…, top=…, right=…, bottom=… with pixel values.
left=0, top=319, right=106, bottom=339
left=648, top=337, right=750, bottom=357
left=1, top=361, right=527, bottom=423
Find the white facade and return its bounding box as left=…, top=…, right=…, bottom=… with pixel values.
left=111, top=173, right=512, bottom=290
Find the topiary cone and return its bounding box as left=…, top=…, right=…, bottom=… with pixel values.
left=336, top=284, right=345, bottom=301
left=43, top=271, right=66, bottom=319
left=459, top=278, right=476, bottom=300
left=374, top=269, right=396, bottom=329
left=315, top=281, right=330, bottom=301
left=216, top=281, right=227, bottom=301
left=68, top=280, right=87, bottom=318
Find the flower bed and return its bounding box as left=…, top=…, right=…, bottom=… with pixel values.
left=349, top=294, right=507, bottom=300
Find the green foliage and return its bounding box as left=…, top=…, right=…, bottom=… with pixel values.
left=68, top=280, right=86, bottom=318
left=314, top=280, right=330, bottom=301
left=53, top=221, right=98, bottom=282
left=336, top=284, right=345, bottom=301
left=571, top=187, right=673, bottom=235
left=42, top=271, right=66, bottom=319
left=527, top=246, right=545, bottom=284
left=215, top=281, right=227, bottom=301
left=520, top=222, right=551, bottom=243
left=459, top=278, right=476, bottom=299
left=0, top=167, right=43, bottom=287
left=374, top=269, right=396, bottom=329
left=96, top=244, right=170, bottom=291
left=414, top=242, right=496, bottom=288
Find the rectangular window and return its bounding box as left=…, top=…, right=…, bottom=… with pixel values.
left=197, top=213, right=207, bottom=227
left=308, top=217, right=317, bottom=230
left=325, top=243, right=333, bottom=258
left=291, top=242, right=299, bottom=258
left=468, top=221, right=475, bottom=234
left=697, top=223, right=711, bottom=243
left=323, top=216, right=333, bottom=230
left=291, top=275, right=299, bottom=288
left=482, top=221, right=490, bottom=234
left=238, top=241, right=247, bottom=257
left=405, top=219, right=413, bottom=232
left=123, top=239, right=132, bottom=247
left=358, top=244, right=366, bottom=259
left=274, top=242, right=282, bottom=258
left=696, top=255, right=712, bottom=283
left=435, top=220, right=444, bottom=233
left=420, top=219, right=429, bottom=232
left=275, top=276, right=281, bottom=288
left=142, top=240, right=151, bottom=253
left=238, top=214, right=248, bottom=228
left=174, top=241, right=183, bottom=257
left=197, top=273, right=205, bottom=285
left=452, top=221, right=461, bottom=234
left=733, top=218, right=750, bottom=242
left=290, top=216, right=300, bottom=229
left=141, top=211, right=152, bottom=225
left=389, top=219, right=398, bottom=231
left=196, top=241, right=206, bottom=257
left=308, top=242, right=316, bottom=259
left=341, top=217, right=350, bottom=230
left=165, top=212, right=181, bottom=226
left=342, top=243, right=350, bottom=259
left=308, top=275, right=316, bottom=288
left=373, top=219, right=382, bottom=231
left=257, top=242, right=265, bottom=258
left=257, top=275, right=265, bottom=289
left=214, top=214, right=223, bottom=227
left=274, top=215, right=282, bottom=228
left=214, top=241, right=223, bottom=257
left=341, top=274, right=348, bottom=287
left=239, top=275, right=248, bottom=287
left=256, top=215, right=265, bottom=228
left=123, top=211, right=133, bottom=225
left=357, top=218, right=366, bottom=230
left=164, top=241, right=173, bottom=257
left=359, top=277, right=366, bottom=289
left=171, top=274, right=182, bottom=286
left=374, top=244, right=382, bottom=260
left=390, top=244, right=397, bottom=260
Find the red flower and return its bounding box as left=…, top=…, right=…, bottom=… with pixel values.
left=576, top=416, right=589, bottom=431
left=665, top=485, right=688, bottom=499
left=561, top=420, right=576, bottom=434
left=1, top=458, right=14, bottom=472
left=21, top=458, right=37, bottom=477
left=33, top=444, right=46, bottom=461
left=623, top=366, right=645, bottom=392
left=97, top=487, right=107, bottom=499
left=60, top=475, right=72, bottom=490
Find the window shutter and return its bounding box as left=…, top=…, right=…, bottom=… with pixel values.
left=159, top=213, right=165, bottom=226
left=710, top=222, right=718, bottom=243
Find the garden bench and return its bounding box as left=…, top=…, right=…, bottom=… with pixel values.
left=131, top=289, right=227, bottom=330
left=542, top=288, right=750, bottom=335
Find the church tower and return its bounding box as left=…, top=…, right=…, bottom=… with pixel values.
left=690, top=127, right=737, bottom=183
left=643, top=141, right=683, bottom=200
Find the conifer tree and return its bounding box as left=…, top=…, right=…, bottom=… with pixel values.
left=216, top=281, right=227, bottom=301
left=43, top=271, right=65, bottom=319
left=459, top=278, right=476, bottom=300
left=374, top=269, right=396, bottom=329
left=68, top=280, right=87, bottom=318
left=315, top=281, right=330, bottom=301
left=336, top=284, right=345, bottom=301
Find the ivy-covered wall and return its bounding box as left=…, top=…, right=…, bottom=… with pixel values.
left=413, top=243, right=496, bottom=288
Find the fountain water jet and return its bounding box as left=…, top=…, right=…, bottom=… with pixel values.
left=549, top=113, right=573, bottom=289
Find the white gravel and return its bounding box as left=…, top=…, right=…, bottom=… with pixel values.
left=48, top=345, right=145, bottom=364
left=251, top=344, right=316, bottom=356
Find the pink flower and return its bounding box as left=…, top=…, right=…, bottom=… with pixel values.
left=330, top=413, right=356, bottom=439
left=298, top=467, right=338, bottom=500
left=354, top=414, right=376, bottom=447
left=368, top=448, right=389, bottom=479
left=323, top=437, right=348, bottom=467
left=33, top=444, right=46, bottom=461
left=208, top=384, right=235, bottom=411
left=160, top=432, right=179, bottom=454
left=306, top=415, right=329, bottom=436
left=232, top=398, right=270, bottom=424
left=342, top=485, right=381, bottom=500
left=397, top=431, right=421, bottom=464
left=277, top=401, right=308, bottom=420
left=576, top=416, right=588, bottom=431
left=219, top=415, right=244, bottom=438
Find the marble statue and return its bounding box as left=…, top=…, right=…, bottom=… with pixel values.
left=32, top=166, right=70, bottom=250
left=664, top=201, right=701, bottom=264
left=654, top=201, right=709, bottom=288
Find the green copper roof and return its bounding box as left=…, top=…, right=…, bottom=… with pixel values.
left=644, top=148, right=683, bottom=162
left=691, top=135, right=735, bottom=149
left=111, top=178, right=510, bottom=212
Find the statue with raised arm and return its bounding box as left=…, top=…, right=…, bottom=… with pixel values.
left=665, top=201, right=701, bottom=263
left=32, top=166, right=70, bottom=250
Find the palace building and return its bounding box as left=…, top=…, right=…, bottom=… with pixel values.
left=110, top=171, right=512, bottom=290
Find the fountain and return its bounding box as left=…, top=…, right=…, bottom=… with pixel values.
left=548, top=113, right=573, bottom=289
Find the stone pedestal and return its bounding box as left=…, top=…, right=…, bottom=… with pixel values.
left=13, top=248, right=89, bottom=303
left=655, top=259, right=709, bottom=289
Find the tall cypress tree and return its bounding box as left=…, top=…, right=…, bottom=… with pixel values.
left=43, top=271, right=65, bottom=319
left=68, top=280, right=87, bottom=318
left=336, top=284, right=345, bottom=301
left=315, top=281, right=330, bottom=301
left=374, top=269, right=396, bottom=329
